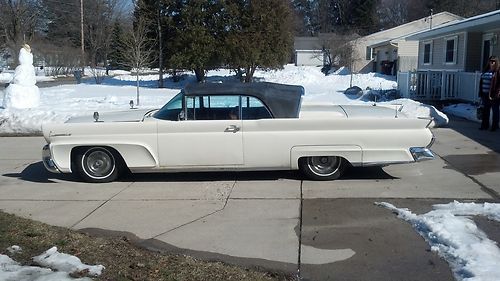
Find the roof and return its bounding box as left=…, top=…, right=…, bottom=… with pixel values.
left=184, top=82, right=305, bottom=118
left=294, top=37, right=323, bottom=50
left=407, top=10, right=500, bottom=40
left=363, top=12, right=462, bottom=47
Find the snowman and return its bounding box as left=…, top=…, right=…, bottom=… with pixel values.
left=2, top=44, right=40, bottom=109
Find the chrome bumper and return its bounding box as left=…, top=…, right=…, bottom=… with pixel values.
left=410, top=147, right=434, bottom=162
left=42, top=145, right=61, bottom=173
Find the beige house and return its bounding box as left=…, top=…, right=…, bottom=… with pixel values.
left=353, top=12, right=463, bottom=75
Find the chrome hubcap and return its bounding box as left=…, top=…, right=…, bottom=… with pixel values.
left=307, top=156, right=341, bottom=176
left=83, top=148, right=115, bottom=179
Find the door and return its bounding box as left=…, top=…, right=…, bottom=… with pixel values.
left=482, top=34, right=493, bottom=69
left=157, top=95, right=243, bottom=167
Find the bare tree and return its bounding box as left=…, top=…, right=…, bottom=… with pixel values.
left=85, top=0, right=121, bottom=67
left=321, top=34, right=359, bottom=68
left=121, top=18, right=155, bottom=106
left=0, top=0, right=43, bottom=63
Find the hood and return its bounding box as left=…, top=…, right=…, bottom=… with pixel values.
left=339, top=104, right=408, bottom=119
left=65, top=108, right=157, bottom=123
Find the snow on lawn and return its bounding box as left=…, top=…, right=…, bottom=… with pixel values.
left=0, top=65, right=449, bottom=134
left=442, top=103, right=481, bottom=123
left=1, top=246, right=104, bottom=281
left=377, top=201, right=500, bottom=281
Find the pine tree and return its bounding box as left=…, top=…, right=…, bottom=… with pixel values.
left=108, top=21, right=127, bottom=70
left=224, top=0, right=294, bottom=82
left=167, top=0, right=224, bottom=82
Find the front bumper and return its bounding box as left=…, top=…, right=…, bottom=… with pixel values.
left=410, top=147, right=434, bottom=162
left=42, top=144, right=61, bottom=173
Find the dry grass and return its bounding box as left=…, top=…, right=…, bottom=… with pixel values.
left=0, top=211, right=293, bottom=281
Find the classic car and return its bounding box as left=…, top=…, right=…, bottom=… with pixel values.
left=42, top=82, right=434, bottom=183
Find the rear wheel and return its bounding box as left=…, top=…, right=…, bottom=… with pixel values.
left=299, top=156, right=346, bottom=181
left=76, top=147, right=119, bottom=183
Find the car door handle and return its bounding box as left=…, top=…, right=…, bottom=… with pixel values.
left=224, top=125, right=240, bottom=133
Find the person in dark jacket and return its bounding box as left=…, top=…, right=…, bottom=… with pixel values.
left=479, top=56, right=500, bottom=131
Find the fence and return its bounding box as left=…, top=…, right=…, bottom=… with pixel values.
left=397, top=70, right=481, bottom=103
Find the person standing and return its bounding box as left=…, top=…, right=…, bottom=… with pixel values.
left=479, top=56, right=500, bottom=131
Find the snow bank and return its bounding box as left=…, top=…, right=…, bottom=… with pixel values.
left=1, top=246, right=103, bottom=281
left=377, top=201, right=500, bottom=281
left=443, top=103, right=480, bottom=123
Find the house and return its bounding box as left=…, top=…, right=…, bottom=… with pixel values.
left=353, top=12, right=463, bottom=75
left=399, top=10, right=500, bottom=102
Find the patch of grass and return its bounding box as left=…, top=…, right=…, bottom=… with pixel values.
left=0, top=211, right=293, bottom=281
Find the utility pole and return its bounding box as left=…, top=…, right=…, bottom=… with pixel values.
left=80, top=0, right=85, bottom=74
left=158, top=2, right=164, bottom=88
left=429, top=9, right=433, bottom=29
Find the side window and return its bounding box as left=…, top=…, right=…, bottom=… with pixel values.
left=445, top=36, right=458, bottom=64
left=241, top=96, right=272, bottom=120
left=188, top=95, right=240, bottom=120
left=423, top=41, right=432, bottom=65
left=185, top=96, right=201, bottom=120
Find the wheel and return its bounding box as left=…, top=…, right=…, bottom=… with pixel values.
left=76, top=147, right=119, bottom=183
left=299, top=156, right=346, bottom=181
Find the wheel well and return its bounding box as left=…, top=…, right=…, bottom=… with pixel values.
left=71, top=146, right=128, bottom=172
left=298, top=155, right=351, bottom=167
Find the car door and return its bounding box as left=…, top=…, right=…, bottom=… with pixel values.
left=157, top=94, right=244, bottom=167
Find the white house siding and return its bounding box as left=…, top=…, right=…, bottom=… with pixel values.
left=353, top=12, right=462, bottom=73
left=398, top=40, right=419, bottom=71
left=418, top=32, right=466, bottom=70
left=295, top=50, right=325, bottom=66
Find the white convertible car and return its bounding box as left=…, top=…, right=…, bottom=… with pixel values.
left=42, top=82, right=434, bottom=183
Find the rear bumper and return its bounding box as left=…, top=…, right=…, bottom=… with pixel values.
left=42, top=144, right=61, bottom=173
left=410, top=147, right=434, bottom=162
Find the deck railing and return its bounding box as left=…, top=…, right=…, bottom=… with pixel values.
left=397, top=70, right=481, bottom=102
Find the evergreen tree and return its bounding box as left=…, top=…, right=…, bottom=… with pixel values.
left=224, top=0, right=294, bottom=82
left=167, top=0, right=224, bottom=82
left=108, top=20, right=127, bottom=69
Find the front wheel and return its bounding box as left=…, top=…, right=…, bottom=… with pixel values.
left=299, top=156, right=346, bottom=181
left=76, top=147, right=119, bottom=183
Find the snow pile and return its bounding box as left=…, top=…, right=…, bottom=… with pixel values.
left=2, top=45, right=40, bottom=109
left=377, top=201, right=500, bottom=281
left=443, top=103, right=480, bottom=123
left=0, top=246, right=104, bottom=281
left=0, top=72, right=13, bottom=83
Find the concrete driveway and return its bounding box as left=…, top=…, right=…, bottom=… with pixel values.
left=1, top=117, right=499, bottom=281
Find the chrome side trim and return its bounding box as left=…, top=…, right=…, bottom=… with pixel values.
left=42, top=145, right=61, bottom=173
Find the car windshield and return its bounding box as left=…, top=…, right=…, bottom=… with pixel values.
left=153, top=92, right=183, bottom=121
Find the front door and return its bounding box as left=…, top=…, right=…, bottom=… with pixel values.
left=482, top=34, right=493, bottom=68
left=157, top=95, right=243, bottom=167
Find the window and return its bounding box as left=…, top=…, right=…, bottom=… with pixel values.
left=423, top=41, right=432, bottom=64
left=241, top=96, right=272, bottom=120
left=366, top=47, right=375, bottom=60
left=445, top=36, right=458, bottom=64
left=153, top=92, right=183, bottom=121
left=186, top=95, right=240, bottom=120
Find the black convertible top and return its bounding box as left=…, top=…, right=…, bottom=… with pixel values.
left=184, top=82, right=304, bottom=118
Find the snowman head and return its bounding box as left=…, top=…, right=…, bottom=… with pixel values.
left=23, top=44, right=32, bottom=53
left=19, top=45, right=33, bottom=65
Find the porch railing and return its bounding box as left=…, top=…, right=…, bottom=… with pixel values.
left=397, top=70, right=481, bottom=103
